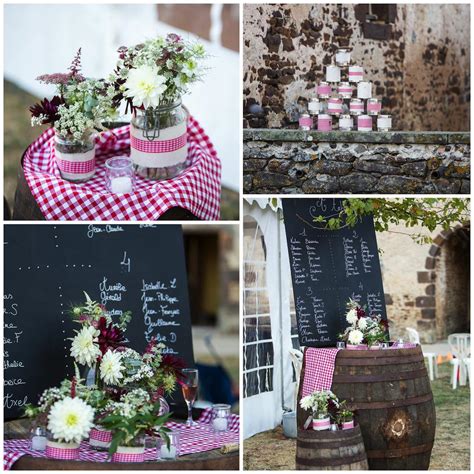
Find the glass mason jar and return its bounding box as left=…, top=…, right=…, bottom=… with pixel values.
left=54, top=133, right=96, bottom=183
left=130, top=99, right=188, bottom=180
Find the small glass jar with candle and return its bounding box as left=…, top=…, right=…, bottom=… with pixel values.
left=158, top=431, right=180, bottom=460
left=105, top=157, right=135, bottom=194
left=317, top=81, right=332, bottom=99
left=326, top=65, right=341, bottom=83
left=339, top=115, right=353, bottom=131
left=212, top=404, right=231, bottom=432
left=335, top=48, right=351, bottom=67
left=317, top=114, right=332, bottom=132
left=348, top=65, right=364, bottom=83
left=30, top=426, right=47, bottom=451
left=327, top=98, right=343, bottom=116
left=349, top=98, right=364, bottom=115
left=357, top=115, right=373, bottom=132
left=357, top=81, right=372, bottom=99
left=299, top=114, right=313, bottom=131
left=336, top=341, right=346, bottom=349
left=337, top=82, right=352, bottom=99
left=377, top=115, right=392, bottom=131
left=308, top=98, right=320, bottom=115
left=367, top=98, right=382, bottom=116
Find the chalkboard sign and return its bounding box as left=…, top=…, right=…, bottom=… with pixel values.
left=4, top=224, right=194, bottom=420
left=282, top=198, right=388, bottom=347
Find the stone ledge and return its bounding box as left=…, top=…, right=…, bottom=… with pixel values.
left=243, top=129, right=470, bottom=145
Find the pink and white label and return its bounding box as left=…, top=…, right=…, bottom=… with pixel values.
left=347, top=344, right=368, bottom=350
left=46, top=443, right=80, bottom=460
left=299, top=116, right=313, bottom=128
left=358, top=117, right=372, bottom=128
left=317, top=117, right=332, bottom=131
left=342, top=420, right=355, bottom=430
left=317, top=85, right=331, bottom=95
left=55, top=146, right=96, bottom=181
left=56, top=158, right=95, bottom=175
left=130, top=133, right=187, bottom=154
left=350, top=103, right=364, bottom=110
left=112, top=449, right=145, bottom=463
left=89, top=428, right=113, bottom=447
left=367, top=102, right=382, bottom=112
left=338, top=87, right=352, bottom=93
left=349, top=71, right=363, bottom=77
left=313, top=418, right=331, bottom=430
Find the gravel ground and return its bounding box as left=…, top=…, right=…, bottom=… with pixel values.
left=244, top=362, right=470, bottom=470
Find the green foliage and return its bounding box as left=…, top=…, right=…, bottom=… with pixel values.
left=312, top=198, right=470, bottom=243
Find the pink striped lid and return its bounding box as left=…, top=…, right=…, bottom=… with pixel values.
left=317, top=85, right=332, bottom=94
left=367, top=102, right=382, bottom=112
left=358, top=117, right=372, bottom=127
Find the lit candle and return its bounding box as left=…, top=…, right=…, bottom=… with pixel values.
left=349, top=99, right=364, bottom=115
left=308, top=98, right=320, bottom=115
left=357, top=81, right=372, bottom=99
left=367, top=98, right=382, bottom=116
left=317, top=81, right=332, bottom=99
left=337, top=82, right=352, bottom=99
left=317, top=114, right=332, bottom=132
left=212, top=417, right=228, bottom=431
left=357, top=115, right=373, bottom=132
left=31, top=435, right=47, bottom=451
left=110, top=176, right=133, bottom=194
left=160, top=444, right=177, bottom=459
left=326, top=65, right=341, bottom=83
left=348, top=65, right=364, bottom=83
left=335, top=48, right=351, bottom=67
left=377, top=115, right=392, bottom=131
left=339, top=115, right=353, bottom=131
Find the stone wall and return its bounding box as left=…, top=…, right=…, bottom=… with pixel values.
left=243, top=4, right=470, bottom=131
left=243, top=130, right=470, bottom=194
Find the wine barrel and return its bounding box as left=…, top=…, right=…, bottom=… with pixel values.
left=296, top=425, right=368, bottom=470
left=297, top=346, right=436, bottom=470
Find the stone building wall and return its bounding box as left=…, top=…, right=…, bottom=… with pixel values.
left=244, top=130, right=470, bottom=194
left=243, top=4, right=470, bottom=131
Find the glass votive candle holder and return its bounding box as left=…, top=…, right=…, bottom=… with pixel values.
left=212, top=403, right=231, bottom=432
left=336, top=341, right=346, bottom=349
left=158, top=431, right=180, bottom=460
left=105, top=157, right=134, bottom=194
left=30, top=426, right=47, bottom=451
left=381, top=342, right=390, bottom=350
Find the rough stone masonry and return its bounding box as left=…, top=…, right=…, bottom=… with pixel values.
left=243, top=130, right=470, bottom=194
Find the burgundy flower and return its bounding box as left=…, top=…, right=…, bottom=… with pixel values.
left=29, top=96, right=64, bottom=124
left=117, top=46, right=128, bottom=59
left=70, top=377, right=76, bottom=399
left=95, top=316, right=126, bottom=354
left=166, top=33, right=182, bottom=43
left=161, top=354, right=186, bottom=381
left=68, top=47, right=83, bottom=78
left=356, top=306, right=366, bottom=318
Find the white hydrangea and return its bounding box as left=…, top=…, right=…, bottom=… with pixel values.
left=348, top=329, right=364, bottom=345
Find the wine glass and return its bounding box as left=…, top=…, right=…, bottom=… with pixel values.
left=181, top=368, right=199, bottom=427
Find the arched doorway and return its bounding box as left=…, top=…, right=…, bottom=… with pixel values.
left=435, top=226, right=470, bottom=339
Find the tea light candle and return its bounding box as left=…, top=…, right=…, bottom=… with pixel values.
left=377, top=115, right=392, bottom=131
left=31, top=435, right=47, bottom=451
left=317, top=114, right=332, bottom=131
left=212, top=417, right=228, bottom=431
left=337, top=82, right=352, bottom=99
left=358, top=115, right=373, bottom=132
left=160, top=445, right=177, bottom=459
left=349, top=98, right=364, bottom=115
left=348, top=65, right=364, bottom=83
left=327, top=98, right=343, bottom=115
left=317, top=81, right=332, bottom=99
left=299, top=114, right=313, bottom=130
left=335, top=48, right=351, bottom=67
left=111, top=176, right=133, bottom=194
left=326, top=65, right=341, bottom=83
left=357, top=81, right=372, bottom=99
left=367, top=98, right=382, bottom=115
left=339, top=114, right=353, bottom=131
left=308, top=98, right=320, bottom=115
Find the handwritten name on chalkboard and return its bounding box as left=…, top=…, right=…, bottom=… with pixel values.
left=282, top=198, right=387, bottom=347
left=4, top=225, right=194, bottom=420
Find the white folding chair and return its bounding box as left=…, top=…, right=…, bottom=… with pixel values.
left=448, top=333, right=471, bottom=389
left=289, top=348, right=303, bottom=411
left=406, top=327, right=438, bottom=381
left=463, top=358, right=471, bottom=386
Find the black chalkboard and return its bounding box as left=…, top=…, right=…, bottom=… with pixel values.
left=4, top=224, right=194, bottom=420
left=282, top=198, right=388, bottom=347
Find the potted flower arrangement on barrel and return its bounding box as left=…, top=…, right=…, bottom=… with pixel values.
left=338, top=298, right=389, bottom=350
left=109, top=34, right=206, bottom=180
left=30, top=49, right=118, bottom=183
left=336, top=401, right=355, bottom=430
left=299, top=390, right=339, bottom=431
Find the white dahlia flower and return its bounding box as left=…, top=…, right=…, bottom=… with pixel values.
left=70, top=326, right=101, bottom=367
left=100, top=350, right=124, bottom=385
left=358, top=317, right=368, bottom=330
left=346, top=308, right=358, bottom=325
left=348, top=329, right=364, bottom=345
left=123, top=65, right=167, bottom=109
left=47, top=397, right=94, bottom=444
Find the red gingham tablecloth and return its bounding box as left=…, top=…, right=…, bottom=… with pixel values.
left=301, top=348, right=340, bottom=397
left=22, top=116, right=221, bottom=221
left=3, top=409, right=239, bottom=470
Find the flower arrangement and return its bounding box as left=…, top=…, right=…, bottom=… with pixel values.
left=299, top=390, right=339, bottom=416
left=109, top=34, right=206, bottom=112
left=30, top=49, right=117, bottom=144
left=339, top=298, right=389, bottom=347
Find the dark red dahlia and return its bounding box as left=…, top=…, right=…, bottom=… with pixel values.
left=29, top=96, right=64, bottom=124
left=96, top=316, right=127, bottom=354
left=356, top=306, right=366, bottom=318
left=70, top=377, right=77, bottom=398
left=161, top=354, right=186, bottom=381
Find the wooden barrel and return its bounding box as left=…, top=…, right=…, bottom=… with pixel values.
left=297, top=346, right=436, bottom=470
left=296, top=425, right=368, bottom=470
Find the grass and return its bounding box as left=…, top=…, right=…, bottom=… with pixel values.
left=243, top=362, right=470, bottom=470
left=3, top=80, right=239, bottom=220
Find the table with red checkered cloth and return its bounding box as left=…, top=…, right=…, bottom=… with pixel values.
left=3, top=409, right=239, bottom=470
left=22, top=116, right=221, bottom=221
left=301, top=348, right=341, bottom=398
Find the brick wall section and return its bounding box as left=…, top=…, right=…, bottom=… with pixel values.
left=243, top=130, right=470, bottom=194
